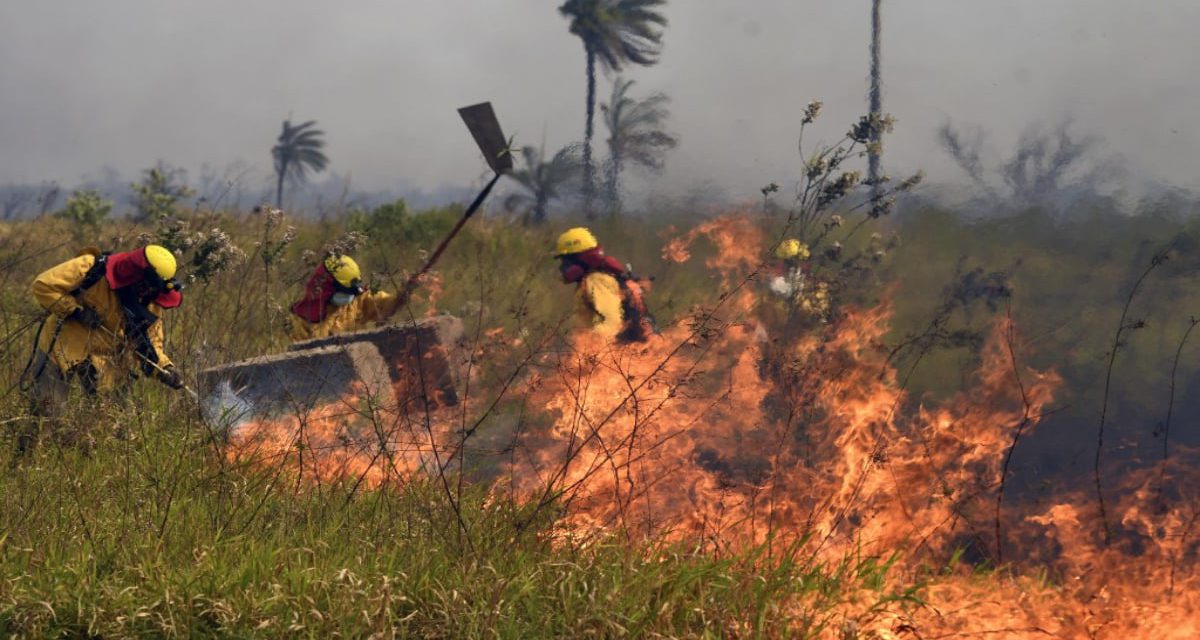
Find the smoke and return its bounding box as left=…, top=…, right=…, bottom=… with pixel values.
left=0, top=164, right=477, bottom=220
left=2, top=0, right=1198, bottom=206
left=202, top=380, right=255, bottom=436
left=0, top=182, right=60, bottom=220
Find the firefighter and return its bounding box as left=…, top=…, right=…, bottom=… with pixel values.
left=554, top=227, right=653, bottom=343
left=289, top=254, right=403, bottom=342
left=19, top=245, right=186, bottom=453
left=768, top=238, right=809, bottom=301
left=768, top=238, right=830, bottom=322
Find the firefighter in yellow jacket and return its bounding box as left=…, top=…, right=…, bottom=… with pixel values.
left=554, top=227, right=653, bottom=342
left=23, top=245, right=185, bottom=423
left=289, top=254, right=404, bottom=342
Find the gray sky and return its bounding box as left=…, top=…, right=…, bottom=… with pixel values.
left=1, top=0, right=1197, bottom=201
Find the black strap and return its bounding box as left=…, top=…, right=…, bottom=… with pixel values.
left=69, top=252, right=110, bottom=297
left=117, top=286, right=161, bottom=375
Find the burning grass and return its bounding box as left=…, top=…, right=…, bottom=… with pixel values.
left=3, top=207, right=1200, bottom=637
left=186, top=215, right=1200, bottom=637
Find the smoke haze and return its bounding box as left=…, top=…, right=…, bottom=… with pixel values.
left=1, top=0, right=1197, bottom=201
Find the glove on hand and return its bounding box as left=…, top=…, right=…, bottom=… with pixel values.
left=157, top=365, right=185, bottom=390
left=70, top=306, right=104, bottom=329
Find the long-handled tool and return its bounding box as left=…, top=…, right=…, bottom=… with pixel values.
left=389, top=102, right=512, bottom=316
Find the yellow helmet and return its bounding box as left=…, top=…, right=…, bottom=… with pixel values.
left=774, top=239, right=809, bottom=261
left=144, top=244, right=178, bottom=279
left=555, top=227, right=598, bottom=256
left=324, top=254, right=362, bottom=287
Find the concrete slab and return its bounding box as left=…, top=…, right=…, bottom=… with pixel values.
left=198, top=341, right=392, bottom=432
left=290, top=314, right=464, bottom=413
left=198, top=315, right=463, bottom=432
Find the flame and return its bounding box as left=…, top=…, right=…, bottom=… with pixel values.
left=227, top=214, right=1199, bottom=637
left=417, top=270, right=445, bottom=317
left=513, top=215, right=1200, bottom=638
left=512, top=301, right=1059, bottom=552
left=661, top=213, right=764, bottom=281
left=226, top=382, right=452, bottom=488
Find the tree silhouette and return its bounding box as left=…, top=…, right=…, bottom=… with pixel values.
left=272, top=119, right=329, bottom=208
left=504, top=145, right=583, bottom=225
left=938, top=119, right=1114, bottom=204
left=601, top=77, right=677, bottom=214
left=559, top=0, right=668, bottom=219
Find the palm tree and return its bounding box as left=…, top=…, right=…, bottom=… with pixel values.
left=271, top=119, right=329, bottom=208
left=601, top=77, right=677, bottom=213
left=558, top=0, right=668, bottom=219
left=504, top=145, right=582, bottom=225
left=867, top=0, right=883, bottom=208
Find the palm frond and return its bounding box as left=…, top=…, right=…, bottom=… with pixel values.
left=559, top=0, right=668, bottom=73
left=272, top=116, right=330, bottom=198
left=505, top=144, right=582, bottom=221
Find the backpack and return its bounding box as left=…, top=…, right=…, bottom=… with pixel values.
left=19, top=249, right=112, bottom=390
left=70, top=248, right=110, bottom=297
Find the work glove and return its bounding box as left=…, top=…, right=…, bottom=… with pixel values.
left=70, top=306, right=104, bottom=329
left=156, top=365, right=185, bottom=391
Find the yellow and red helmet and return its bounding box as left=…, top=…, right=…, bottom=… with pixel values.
left=554, top=227, right=599, bottom=256
left=774, top=239, right=810, bottom=260
left=323, top=254, right=363, bottom=290
left=144, top=244, right=178, bottom=280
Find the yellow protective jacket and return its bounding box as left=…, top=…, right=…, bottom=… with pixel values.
left=32, top=254, right=173, bottom=390
left=575, top=272, right=625, bottom=338
left=289, top=290, right=403, bottom=342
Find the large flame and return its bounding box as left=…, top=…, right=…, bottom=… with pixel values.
left=515, top=215, right=1200, bottom=637
left=227, top=215, right=1198, bottom=637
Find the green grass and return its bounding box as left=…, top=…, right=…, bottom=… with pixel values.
left=0, top=205, right=916, bottom=636
left=0, top=410, right=916, bottom=638
left=3, top=198, right=1199, bottom=637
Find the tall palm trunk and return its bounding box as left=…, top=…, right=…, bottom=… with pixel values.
left=275, top=158, right=288, bottom=207
left=535, top=194, right=549, bottom=225
left=868, top=0, right=883, bottom=205
left=583, top=44, right=597, bottom=219
left=605, top=150, right=622, bottom=215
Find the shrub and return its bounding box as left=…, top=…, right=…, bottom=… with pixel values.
left=54, top=189, right=113, bottom=236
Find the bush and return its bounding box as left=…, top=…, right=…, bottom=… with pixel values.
left=53, top=190, right=113, bottom=236
left=354, top=198, right=461, bottom=249
left=131, top=165, right=195, bottom=223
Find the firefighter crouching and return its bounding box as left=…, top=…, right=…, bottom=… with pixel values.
left=289, top=254, right=404, bottom=342
left=18, top=245, right=186, bottom=453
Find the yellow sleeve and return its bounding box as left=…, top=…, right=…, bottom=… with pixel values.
left=289, top=314, right=318, bottom=343
left=31, top=254, right=94, bottom=318
left=583, top=273, right=624, bottom=337
left=146, top=305, right=173, bottom=369
left=359, top=290, right=402, bottom=323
